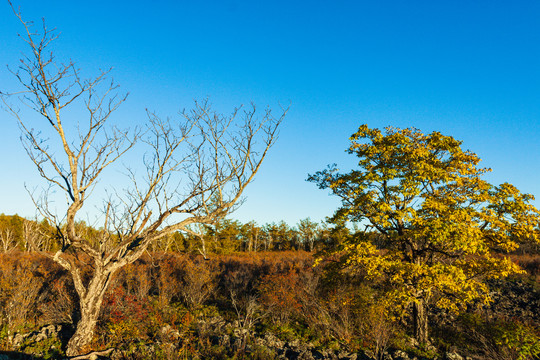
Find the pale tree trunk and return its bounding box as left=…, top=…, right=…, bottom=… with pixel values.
left=22, top=219, right=49, bottom=252
left=198, top=235, right=209, bottom=260
left=162, top=234, right=173, bottom=252
left=308, top=236, right=315, bottom=252
left=0, top=229, right=16, bottom=253
left=66, top=268, right=113, bottom=356
left=412, top=298, right=428, bottom=345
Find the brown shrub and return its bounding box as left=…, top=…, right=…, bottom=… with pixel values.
left=0, top=252, right=69, bottom=334
left=179, top=257, right=218, bottom=309
left=259, top=268, right=303, bottom=324
left=509, top=253, right=540, bottom=280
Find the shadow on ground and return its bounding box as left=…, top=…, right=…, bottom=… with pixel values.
left=0, top=351, right=47, bottom=360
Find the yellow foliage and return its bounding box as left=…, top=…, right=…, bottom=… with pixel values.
left=309, top=124, right=540, bottom=320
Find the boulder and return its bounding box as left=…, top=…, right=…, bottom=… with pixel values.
left=445, top=352, right=463, bottom=360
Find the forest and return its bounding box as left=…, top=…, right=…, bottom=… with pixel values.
left=1, top=3, right=540, bottom=360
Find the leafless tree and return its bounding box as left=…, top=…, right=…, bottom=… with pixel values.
left=184, top=223, right=210, bottom=259
left=0, top=228, right=16, bottom=253
left=2, top=4, right=285, bottom=355
left=297, top=217, right=319, bottom=252
left=22, top=218, right=52, bottom=252
left=230, top=290, right=264, bottom=351
left=246, top=221, right=261, bottom=252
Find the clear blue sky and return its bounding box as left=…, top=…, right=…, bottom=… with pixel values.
left=1, top=1, right=539, bottom=227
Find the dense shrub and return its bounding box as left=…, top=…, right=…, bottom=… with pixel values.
left=0, top=250, right=538, bottom=359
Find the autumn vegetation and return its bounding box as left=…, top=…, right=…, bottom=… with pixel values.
left=0, top=214, right=539, bottom=359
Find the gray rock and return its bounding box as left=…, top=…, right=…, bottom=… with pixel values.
left=12, top=324, right=63, bottom=347
left=221, top=334, right=231, bottom=347
left=445, top=352, right=463, bottom=360
left=393, top=350, right=410, bottom=360
left=159, top=324, right=180, bottom=341
left=264, top=333, right=285, bottom=348
left=338, top=351, right=358, bottom=360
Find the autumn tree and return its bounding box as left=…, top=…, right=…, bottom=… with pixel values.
left=242, top=221, right=261, bottom=252
left=2, top=5, right=285, bottom=356
left=263, top=221, right=296, bottom=250
left=212, top=218, right=244, bottom=254
left=297, top=217, right=320, bottom=251
left=309, top=124, right=540, bottom=344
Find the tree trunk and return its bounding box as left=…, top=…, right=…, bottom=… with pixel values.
left=66, top=271, right=112, bottom=356
left=413, top=298, right=428, bottom=344
left=412, top=298, right=428, bottom=344
left=198, top=236, right=208, bottom=260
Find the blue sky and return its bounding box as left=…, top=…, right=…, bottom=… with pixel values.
left=1, top=1, right=539, bottom=226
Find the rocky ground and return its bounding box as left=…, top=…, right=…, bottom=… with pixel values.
left=2, top=322, right=471, bottom=360
left=1, top=275, right=538, bottom=360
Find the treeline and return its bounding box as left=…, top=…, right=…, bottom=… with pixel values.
left=4, top=213, right=538, bottom=257
left=0, top=214, right=344, bottom=255
left=2, top=213, right=539, bottom=257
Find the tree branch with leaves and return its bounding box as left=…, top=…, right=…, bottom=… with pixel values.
left=309, top=124, right=540, bottom=344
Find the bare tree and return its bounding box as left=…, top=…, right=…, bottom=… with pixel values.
left=297, top=217, right=319, bottom=252
left=230, top=290, right=264, bottom=351
left=184, top=223, right=211, bottom=259
left=22, top=218, right=52, bottom=252
left=0, top=228, right=16, bottom=253
left=251, top=223, right=261, bottom=252
left=2, top=4, right=285, bottom=356
left=244, top=221, right=260, bottom=252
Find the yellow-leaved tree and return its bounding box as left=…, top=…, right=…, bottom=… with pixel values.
left=308, top=124, right=540, bottom=344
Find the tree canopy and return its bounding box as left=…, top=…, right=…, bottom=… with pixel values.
left=309, top=124, right=540, bottom=343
